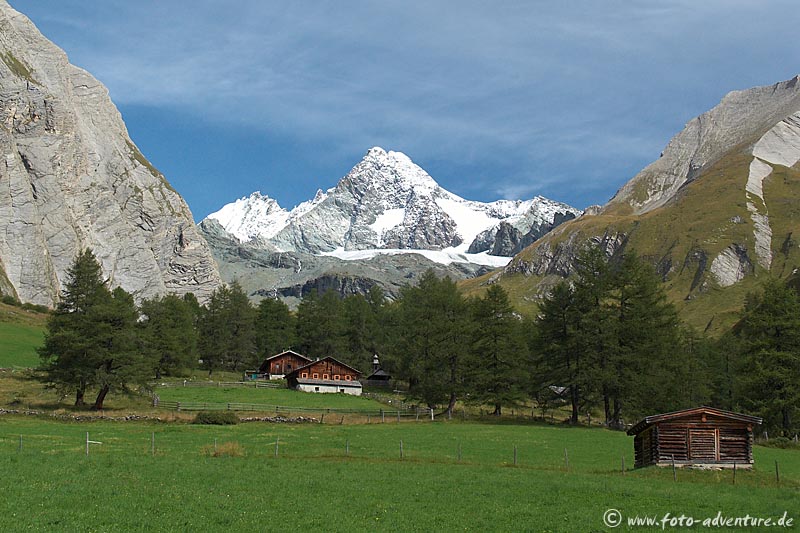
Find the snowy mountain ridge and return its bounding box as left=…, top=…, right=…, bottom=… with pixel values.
left=204, top=147, right=580, bottom=266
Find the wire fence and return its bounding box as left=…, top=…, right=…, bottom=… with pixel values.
left=153, top=399, right=433, bottom=420
left=152, top=381, right=281, bottom=389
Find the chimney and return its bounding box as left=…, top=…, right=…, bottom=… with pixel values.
left=372, top=354, right=380, bottom=372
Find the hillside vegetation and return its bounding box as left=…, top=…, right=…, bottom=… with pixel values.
left=464, top=149, right=800, bottom=335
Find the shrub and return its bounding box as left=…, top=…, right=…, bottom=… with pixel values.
left=201, top=441, right=246, bottom=458
left=1, top=294, right=20, bottom=307
left=759, top=436, right=800, bottom=449
left=21, top=302, right=50, bottom=314
left=192, top=410, right=239, bottom=425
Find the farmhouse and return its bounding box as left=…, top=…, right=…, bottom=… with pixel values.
left=285, top=357, right=363, bottom=396
left=627, top=406, right=762, bottom=469
left=252, top=350, right=313, bottom=380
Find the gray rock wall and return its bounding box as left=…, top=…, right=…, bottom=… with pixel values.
left=0, top=1, right=220, bottom=305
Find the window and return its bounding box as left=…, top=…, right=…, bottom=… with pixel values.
left=301, top=373, right=308, bottom=378
left=323, top=374, right=329, bottom=380
left=315, top=387, right=320, bottom=392
left=345, top=375, right=352, bottom=381
left=334, top=375, right=340, bottom=380
left=313, top=373, right=319, bottom=379
left=273, top=364, right=279, bottom=372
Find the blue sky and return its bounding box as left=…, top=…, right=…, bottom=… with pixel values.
left=9, top=1, right=800, bottom=220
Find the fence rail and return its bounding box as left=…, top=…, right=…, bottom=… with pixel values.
left=154, top=399, right=426, bottom=417
left=152, top=381, right=280, bottom=389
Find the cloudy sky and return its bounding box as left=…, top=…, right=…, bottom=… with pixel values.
left=9, top=0, right=800, bottom=220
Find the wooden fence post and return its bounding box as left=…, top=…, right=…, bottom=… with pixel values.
left=275, top=437, right=280, bottom=458
left=397, top=410, right=400, bottom=423
left=345, top=439, right=349, bottom=457
left=672, top=455, right=677, bottom=481
left=775, top=460, right=780, bottom=485
left=400, top=440, right=404, bottom=460
left=513, top=446, right=518, bottom=466
left=430, top=408, right=434, bottom=421
left=151, top=432, right=155, bottom=457
left=457, top=441, right=462, bottom=462
left=381, top=409, right=385, bottom=423
left=621, top=455, right=625, bottom=474
left=564, top=448, right=569, bottom=470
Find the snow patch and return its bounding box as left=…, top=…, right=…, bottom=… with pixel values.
left=370, top=208, right=406, bottom=237
left=321, top=247, right=512, bottom=268
left=435, top=198, right=500, bottom=244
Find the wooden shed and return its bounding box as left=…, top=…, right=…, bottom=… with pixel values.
left=627, top=406, right=762, bottom=469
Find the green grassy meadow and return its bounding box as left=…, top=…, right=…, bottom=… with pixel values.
left=0, top=321, right=43, bottom=369
left=0, top=302, right=46, bottom=369
left=155, top=384, right=393, bottom=410
left=0, top=416, right=797, bottom=532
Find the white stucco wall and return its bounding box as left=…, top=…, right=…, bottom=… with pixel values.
left=296, top=383, right=362, bottom=396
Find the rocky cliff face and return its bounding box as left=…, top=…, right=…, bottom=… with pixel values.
left=0, top=1, right=221, bottom=305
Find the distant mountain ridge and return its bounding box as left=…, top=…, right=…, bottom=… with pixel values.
left=200, top=147, right=580, bottom=304
left=0, top=0, right=221, bottom=305
left=204, top=147, right=580, bottom=266
left=472, top=74, right=800, bottom=333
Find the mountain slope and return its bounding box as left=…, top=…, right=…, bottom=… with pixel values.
left=201, top=147, right=579, bottom=302
left=466, top=75, right=800, bottom=333
left=0, top=1, right=221, bottom=305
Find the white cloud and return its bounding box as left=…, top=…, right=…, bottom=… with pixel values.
left=9, top=0, right=800, bottom=209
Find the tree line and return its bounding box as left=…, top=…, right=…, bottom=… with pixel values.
left=39, top=248, right=800, bottom=436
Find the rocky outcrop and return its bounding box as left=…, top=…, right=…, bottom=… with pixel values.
left=710, top=244, right=754, bottom=287
left=0, top=1, right=221, bottom=305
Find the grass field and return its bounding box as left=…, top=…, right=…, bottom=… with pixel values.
left=155, top=384, right=397, bottom=411
left=0, top=416, right=797, bottom=531
left=0, top=320, right=44, bottom=369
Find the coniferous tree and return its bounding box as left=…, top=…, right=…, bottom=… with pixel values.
left=536, top=281, right=588, bottom=424
left=295, top=289, right=346, bottom=358
left=736, top=279, right=800, bottom=436
left=393, top=271, right=471, bottom=416
left=198, top=282, right=256, bottom=374
left=38, top=249, right=109, bottom=406
left=467, top=285, right=528, bottom=415
left=255, top=297, right=296, bottom=359
left=90, top=287, right=142, bottom=410
left=140, top=294, right=199, bottom=378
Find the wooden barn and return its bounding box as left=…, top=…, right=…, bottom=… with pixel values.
left=627, top=406, right=762, bottom=469
left=285, top=357, right=363, bottom=396
left=255, top=350, right=313, bottom=380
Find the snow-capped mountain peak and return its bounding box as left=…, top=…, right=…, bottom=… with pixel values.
left=201, top=148, right=581, bottom=265
left=205, top=191, right=289, bottom=242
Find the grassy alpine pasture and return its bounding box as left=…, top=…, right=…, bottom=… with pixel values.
left=0, top=416, right=797, bottom=532
left=0, top=322, right=43, bottom=369
left=0, top=302, right=46, bottom=369
left=155, top=384, right=393, bottom=411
